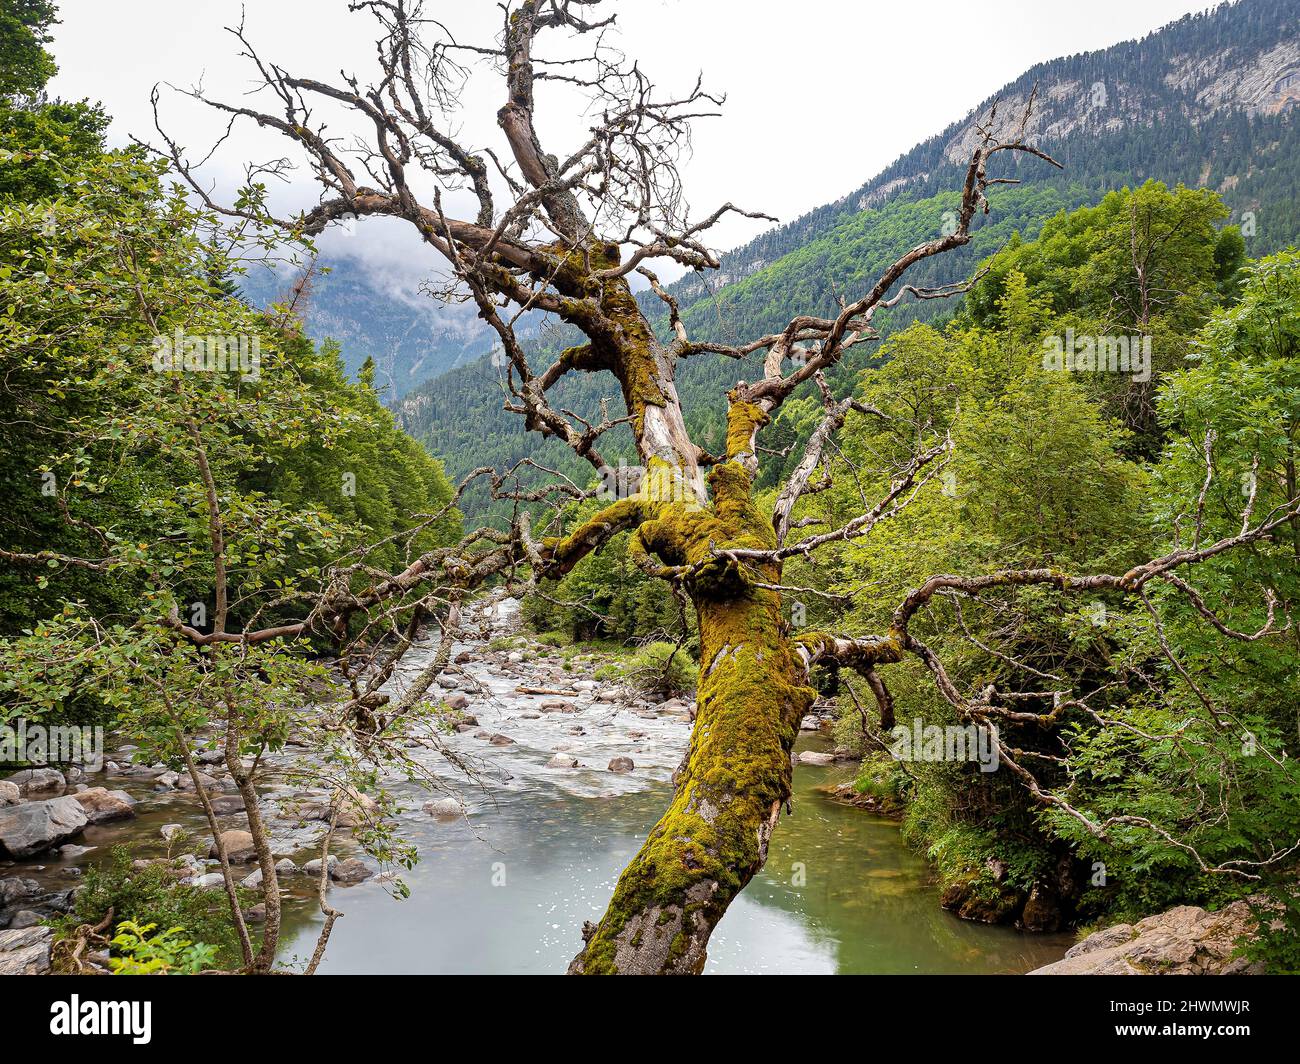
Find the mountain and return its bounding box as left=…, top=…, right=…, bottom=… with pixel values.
left=322, top=0, right=1300, bottom=512
left=236, top=254, right=545, bottom=399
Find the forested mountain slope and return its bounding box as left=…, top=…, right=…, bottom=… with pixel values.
left=396, top=0, right=1300, bottom=514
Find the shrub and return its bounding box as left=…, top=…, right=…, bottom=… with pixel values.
left=55, top=846, right=247, bottom=970
left=626, top=642, right=696, bottom=699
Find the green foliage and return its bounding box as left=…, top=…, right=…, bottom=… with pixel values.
left=625, top=641, right=697, bottom=700
left=57, top=847, right=246, bottom=971
left=108, top=919, right=217, bottom=976
left=524, top=496, right=683, bottom=644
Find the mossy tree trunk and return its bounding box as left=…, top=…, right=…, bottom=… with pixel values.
left=567, top=414, right=819, bottom=974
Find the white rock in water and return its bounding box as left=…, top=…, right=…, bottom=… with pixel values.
left=546, top=754, right=580, bottom=769
left=422, top=797, right=462, bottom=820
left=797, top=750, right=837, bottom=766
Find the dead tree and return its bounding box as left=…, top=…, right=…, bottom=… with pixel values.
left=142, top=0, right=1300, bottom=973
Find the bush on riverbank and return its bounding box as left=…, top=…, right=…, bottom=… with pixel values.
left=52, top=847, right=249, bottom=972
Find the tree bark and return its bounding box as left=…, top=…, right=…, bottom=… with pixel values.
left=568, top=445, right=816, bottom=973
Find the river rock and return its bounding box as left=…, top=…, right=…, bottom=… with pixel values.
left=302, top=855, right=338, bottom=878
left=444, top=692, right=470, bottom=711
left=8, top=910, right=42, bottom=929
left=607, top=757, right=635, bottom=774
left=194, top=872, right=225, bottom=890
left=1029, top=900, right=1266, bottom=975
left=0, top=876, right=41, bottom=906
left=241, top=868, right=263, bottom=889
left=0, top=925, right=52, bottom=975
left=178, top=770, right=219, bottom=792
left=71, top=787, right=136, bottom=824
left=541, top=700, right=578, bottom=714
left=546, top=754, right=580, bottom=769
left=797, top=750, right=837, bottom=766
left=0, top=795, right=88, bottom=858
left=294, top=789, right=379, bottom=828
left=274, top=858, right=298, bottom=877
left=422, top=797, right=462, bottom=819
left=488, top=733, right=515, bottom=746
left=330, top=857, right=375, bottom=884
left=6, top=768, right=65, bottom=797
left=209, top=795, right=246, bottom=815
left=208, top=829, right=257, bottom=863
left=0, top=781, right=19, bottom=806
left=160, top=823, right=184, bottom=842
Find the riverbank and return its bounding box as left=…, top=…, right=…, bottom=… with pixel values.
left=2, top=599, right=1074, bottom=974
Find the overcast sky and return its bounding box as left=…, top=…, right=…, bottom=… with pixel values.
left=49, top=0, right=1209, bottom=280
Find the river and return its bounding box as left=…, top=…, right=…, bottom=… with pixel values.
left=7, top=603, right=1072, bottom=974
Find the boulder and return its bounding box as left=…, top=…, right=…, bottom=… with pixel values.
left=1030, top=900, right=1266, bottom=975
left=487, top=733, right=516, bottom=747
left=546, top=754, right=580, bottom=769
left=607, top=757, right=635, bottom=774
left=194, top=872, right=225, bottom=890
left=0, top=925, right=53, bottom=975
left=241, top=868, right=263, bottom=889
left=0, top=876, right=41, bottom=906
left=160, top=823, right=184, bottom=842
left=1020, top=883, right=1063, bottom=932
left=422, top=797, right=462, bottom=820
left=295, top=789, right=379, bottom=828
left=6, top=768, right=65, bottom=797
left=209, top=795, right=246, bottom=815
left=540, top=700, right=578, bottom=714
left=71, top=787, right=136, bottom=824
left=444, top=692, right=470, bottom=711
left=178, top=770, right=219, bottom=793
left=0, top=781, right=19, bottom=805
left=274, top=858, right=298, bottom=877
left=330, top=857, right=375, bottom=885
left=0, top=795, right=88, bottom=858
left=302, top=855, right=338, bottom=878
left=796, top=750, right=837, bottom=766
left=208, top=829, right=257, bottom=863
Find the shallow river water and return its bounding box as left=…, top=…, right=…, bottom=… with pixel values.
left=10, top=605, right=1072, bottom=974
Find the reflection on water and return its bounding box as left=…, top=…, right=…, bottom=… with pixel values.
left=278, top=761, right=1071, bottom=975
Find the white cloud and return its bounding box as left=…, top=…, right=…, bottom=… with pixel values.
left=50, top=0, right=1207, bottom=283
